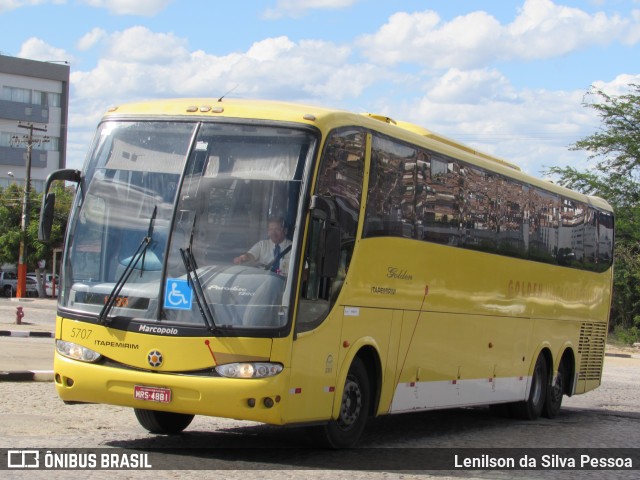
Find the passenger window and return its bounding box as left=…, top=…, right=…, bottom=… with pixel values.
left=557, top=198, right=585, bottom=266
left=460, top=166, right=497, bottom=252
left=364, top=135, right=420, bottom=238
left=528, top=189, right=560, bottom=264
left=496, top=177, right=526, bottom=257
left=596, top=210, right=614, bottom=269
left=422, top=153, right=462, bottom=246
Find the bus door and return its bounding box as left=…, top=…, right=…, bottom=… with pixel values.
left=286, top=129, right=366, bottom=423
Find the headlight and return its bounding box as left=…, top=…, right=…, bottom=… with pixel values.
left=215, top=362, right=283, bottom=379
left=56, top=340, right=102, bottom=363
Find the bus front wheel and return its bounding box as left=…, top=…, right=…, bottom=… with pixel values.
left=511, top=354, right=548, bottom=420
left=134, top=408, right=194, bottom=434
left=313, top=357, right=371, bottom=448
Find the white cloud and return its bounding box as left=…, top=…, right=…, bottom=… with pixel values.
left=76, top=27, right=107, bottom=51
left=428, top=68, right=517, bottom=104
left=380, top=69, right=601, bottom=175
left=246, top=36, right=295, bottom=61
left=592, top=73, right=640, bottom=96
left=64, top=27, right=382, bottom=168
left=0, top=0, right=63, bottom=14
left=79, top=0, right=172, bottom=16
left=17, top=37, right=73, bottom=63
left=358, top=0, right=640, bottom=68
left=70, top=27, right=375, bottom=102
left=104, top=26, right=189, bottom=63
left=59, top=6, right=639, bottom=177
left=264, top=0, right=360, bottom=18
left=506, top=0, right=629, bottom=59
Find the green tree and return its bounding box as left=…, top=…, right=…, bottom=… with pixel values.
left=0, top=181, right=73, bottom=275
left=548, top=84, right=640, bottom=342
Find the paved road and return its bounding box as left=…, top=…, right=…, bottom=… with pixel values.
left=1, top=365, right=639, bottom=479
left=1, top=300, right=638, bottom=479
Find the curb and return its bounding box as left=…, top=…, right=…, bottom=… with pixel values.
left=0, top=370, right=54, bottom=382
left=0, top=330, right=55, bottom=382
left=605, top=352, right=634, bottom=359
left=0, top=330, right=55, bottom=338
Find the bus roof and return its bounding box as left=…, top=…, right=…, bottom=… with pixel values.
left=102, top=98, right=613, bottom=213
left=363, top=113, right=521, bottom=172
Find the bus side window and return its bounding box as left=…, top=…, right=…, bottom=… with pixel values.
left=596, top=210, right=614, bottom=269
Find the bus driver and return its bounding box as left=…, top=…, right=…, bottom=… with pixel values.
left=233, top=217, right=292, bottom=275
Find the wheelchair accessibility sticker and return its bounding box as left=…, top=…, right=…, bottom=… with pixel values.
left=164, top=279, right=193, bottom=310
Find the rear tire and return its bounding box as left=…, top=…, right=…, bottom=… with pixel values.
left=543, top=361, right=566, bottom=419
left=311, top=357, right=371, bottom=448
left=510, top=354, right=548, bottom=420
left=134, top=408, right=194, bottom=434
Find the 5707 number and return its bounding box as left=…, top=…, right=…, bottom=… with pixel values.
left=69, top=327, right=93, bottom=340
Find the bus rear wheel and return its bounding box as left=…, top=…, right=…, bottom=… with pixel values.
left=510, top=354, right=548, bottom=420
left=134, top=408, right=194, bottom=434
left=312, top=357, right=371, bottom=448
left=543, top=361, right=566, bottom=419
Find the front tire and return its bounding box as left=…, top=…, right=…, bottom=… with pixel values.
left=134, top=408, right=194, bottom=434
left=313, top=357, right=371, bottom=448
left=511, top=354, right=548, bottom=420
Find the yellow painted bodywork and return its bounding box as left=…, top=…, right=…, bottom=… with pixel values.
left=54, top=98, right=613, bottom=426
left=338, top=236, right=611, bottom=412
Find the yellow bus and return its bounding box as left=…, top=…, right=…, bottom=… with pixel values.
left=40, top=99, right=614, bottom=447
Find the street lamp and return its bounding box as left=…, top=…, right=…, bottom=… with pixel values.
left=9, top=122, right=48, bottom=298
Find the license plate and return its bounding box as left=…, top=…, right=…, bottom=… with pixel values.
left=133, top=385, right=172, bottom=403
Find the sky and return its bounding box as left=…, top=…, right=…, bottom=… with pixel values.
left=1, top=0, right=639, bottom=177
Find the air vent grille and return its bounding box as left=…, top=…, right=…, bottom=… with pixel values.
left=577, top=322, right=607, bottom=381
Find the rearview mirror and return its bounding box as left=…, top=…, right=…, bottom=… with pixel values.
left=38, top=168, right=81, bottom=242
left=38, top=192, right=56, bottom=242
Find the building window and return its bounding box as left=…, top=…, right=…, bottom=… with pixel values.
left=2, top=86, right=31, bottom=103
left=2, top=87, right=60, bottom=107
left=43, top=136, right=59, bottom=151
left=0, top=132, right=12, bottom=147
left=47, top=92, right=61, bottom=107
left=32, top=91, right=48, bottom=106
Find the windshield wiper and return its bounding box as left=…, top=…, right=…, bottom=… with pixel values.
left=99, top=206, right=157, bottom=324
left=179, top=215, right=218, bottom=333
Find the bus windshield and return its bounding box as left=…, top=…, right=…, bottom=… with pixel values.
left=62, top=120, right=315, bottom=333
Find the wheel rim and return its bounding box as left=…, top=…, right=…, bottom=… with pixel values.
left=550, top=371, right=564, bottom=404
left=338, top=376, right=362, bottom=430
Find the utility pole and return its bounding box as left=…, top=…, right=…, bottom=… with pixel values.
left=10, top=122, right=49, bottom=298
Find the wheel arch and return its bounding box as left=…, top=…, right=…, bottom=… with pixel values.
left=354, top=345, right=382, bottom=417
left=533, top=343, right=575, bottom=396
left=529, top=344, right=553, bottom=394
left=333, top=339, right=383, bottom=419
left=556, top=346, right=576, bottom=396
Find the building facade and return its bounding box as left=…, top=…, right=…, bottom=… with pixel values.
left=0, top=54, right=69, bottom=192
